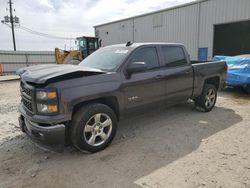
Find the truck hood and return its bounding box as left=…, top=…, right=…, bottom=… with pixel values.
left=17, top=64, right=106, bottom=84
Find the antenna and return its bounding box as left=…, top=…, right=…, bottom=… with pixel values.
left=126, top=41, right=133, bottom=46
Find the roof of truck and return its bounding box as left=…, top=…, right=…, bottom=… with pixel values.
left=105, top=42, right=184, bottom=48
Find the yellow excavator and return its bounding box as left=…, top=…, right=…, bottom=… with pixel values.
left=55, top=36, right=99, bottom=65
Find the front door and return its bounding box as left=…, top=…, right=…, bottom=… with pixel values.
left=121, top=46, right=165, bottom=110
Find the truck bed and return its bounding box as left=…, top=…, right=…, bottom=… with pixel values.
left=192, top=61, right=227, bottom=97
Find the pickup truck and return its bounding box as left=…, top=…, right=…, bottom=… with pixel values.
left=17, top=43, right=227, bottom=153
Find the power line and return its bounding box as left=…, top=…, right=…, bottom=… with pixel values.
left=18, top=25, right=75, bottom=40
left=2, top=22, right=76, bottom=40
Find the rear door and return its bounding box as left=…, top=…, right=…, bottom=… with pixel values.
left=160, top=45, right=193, bottom=101
left=121, top=46, right=165, bottom=109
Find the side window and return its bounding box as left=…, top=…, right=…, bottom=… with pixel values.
left=88, top=39, right=98, bottom=50
left=79, top=40, right=87, bottom=50
left=130, top=47, right=159, bottom=70
left=162, top=46, right=187, bottom=67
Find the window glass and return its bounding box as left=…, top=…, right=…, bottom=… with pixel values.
left=89, top=39, right=98, bottom=50
left=130, top=47, right=159, bottom=70
left=79, top=39, right=87, bottom=50
left=79, top=47, right=131, bottom=71
left=162, top=46, right=187, bottom=67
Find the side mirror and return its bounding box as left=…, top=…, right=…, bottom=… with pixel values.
left=127, top=62, right=147, bottom=75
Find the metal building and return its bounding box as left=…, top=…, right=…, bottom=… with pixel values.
left=94, top=0, right=250, bottom=61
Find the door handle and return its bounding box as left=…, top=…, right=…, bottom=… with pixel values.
left=154, top=75, right=164, bottom=80
left=185, top=71, right=191, bottom=74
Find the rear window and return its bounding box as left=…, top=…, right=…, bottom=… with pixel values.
left=162, top=46, right=187, bottom=67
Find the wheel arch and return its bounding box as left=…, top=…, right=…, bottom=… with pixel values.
left=72, top=96, right=120, bottom=121
left=204, top=76, right=220, bottom=90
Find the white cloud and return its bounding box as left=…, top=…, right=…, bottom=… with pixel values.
left=0, top=0, right=195, bottom=51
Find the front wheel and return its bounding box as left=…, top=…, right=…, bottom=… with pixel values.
left=195, top=84, right=217, bottom=112
left=70, top=103, right=117, bottom=153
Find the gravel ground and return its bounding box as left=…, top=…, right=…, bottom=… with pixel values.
left=0, top=80, right=249, bottom=188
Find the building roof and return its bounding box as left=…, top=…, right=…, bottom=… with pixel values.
left=94, top=0, right=207, bottom=28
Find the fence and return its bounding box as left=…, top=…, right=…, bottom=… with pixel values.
left=0, top=51, right=55, bottom=75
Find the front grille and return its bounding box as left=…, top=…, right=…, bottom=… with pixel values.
left=20, top=81, right=34, bottom=113
left=21, top=82, right=31, bottom=97
left=23, top=87, right=31, bottom=96
left=22, top=98, right=33, bottom=112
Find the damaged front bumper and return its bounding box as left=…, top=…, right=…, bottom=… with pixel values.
left=19, top=115, right=65, bottom=152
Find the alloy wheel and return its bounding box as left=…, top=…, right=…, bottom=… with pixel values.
left=83, top=113, right=112, bottom=146
left=205, top=89, right=216, bottom=108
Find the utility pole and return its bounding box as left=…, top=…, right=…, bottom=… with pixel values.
left=9, top=0, right=16, bottom=51
left=1, top=0, right=19, bottom=51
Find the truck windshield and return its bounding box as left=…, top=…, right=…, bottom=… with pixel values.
left=79, top=47, right=130, bottom=71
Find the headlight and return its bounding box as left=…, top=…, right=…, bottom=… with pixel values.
left=36, top=90, right=57, bottom=100
left=36, top=89, right=58, bottom=114
left=37, top=104, right=58, bottom=113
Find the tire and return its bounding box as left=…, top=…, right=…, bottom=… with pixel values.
left=70, top=103, right=117, bottom=153
left=195, top=84, right=217, bottom=112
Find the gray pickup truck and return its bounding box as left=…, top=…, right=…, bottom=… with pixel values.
left=17, top=43, right=227, bottom=152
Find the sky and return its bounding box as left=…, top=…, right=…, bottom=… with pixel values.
left=0, top=0, right=195, bottom=51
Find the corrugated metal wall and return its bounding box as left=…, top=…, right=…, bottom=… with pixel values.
left=0, top=51, right=55, bottom=75
left=95, top=0, right=250, bottom=60
left=199, top=0, right=250, bottom=60
left=98, top=20, right=134, bottom=46
left=133, top=3, right=199, bottom=60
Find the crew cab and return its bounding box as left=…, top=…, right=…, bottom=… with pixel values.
left=17, top=43, right=227, bottom=152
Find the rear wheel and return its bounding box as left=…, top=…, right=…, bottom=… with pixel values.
left=195, top=84, right=217, bottom=112
left=70, top=103, right=117, bottom=153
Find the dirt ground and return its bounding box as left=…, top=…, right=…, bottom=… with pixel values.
left=0, top=80, right=249, bottom=188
